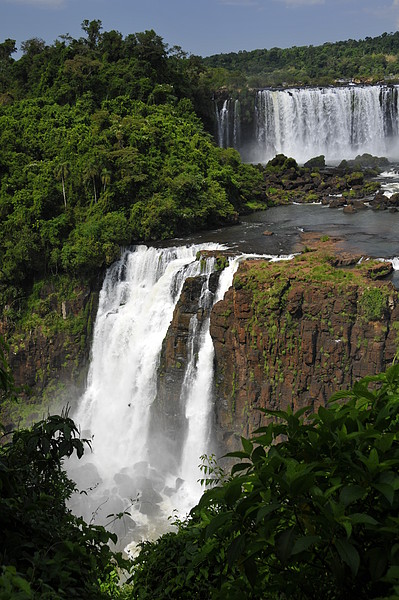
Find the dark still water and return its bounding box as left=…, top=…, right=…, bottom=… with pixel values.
left=167, top=204, right=399, bottom=286
left=175, top=204, right=398, bottom=257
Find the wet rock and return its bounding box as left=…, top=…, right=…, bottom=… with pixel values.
left=304, top=155, right=325, bottom=169
left=388, top=192, right=399, bottom=207
left=329, top=197, right=346, bottom=208
left=351, top=200, right=368, bottom=210
left=370, top=192, right=389, bottom=210
left=210, top=244, right=399, bottom=454
left=343, top=204, right=357, bottom=214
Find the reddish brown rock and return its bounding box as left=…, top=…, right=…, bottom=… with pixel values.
left=1, top=279, right=100, bottom=428
left=209, top=250, right=399, bottom=453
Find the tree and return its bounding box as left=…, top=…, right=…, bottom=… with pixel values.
left=0, top=39, right=16, bottom=62
left=101, top=167, right=111, bottom=191
left=130, top=365, right=399, bottom=599
left=20, top=38, right=46, bottom=57
left=81, top=19, right=103, bottom=50
left=83, top=158, right=100, bottom=203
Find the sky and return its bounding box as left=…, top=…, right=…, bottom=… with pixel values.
left=1, top=0, right=399, bottom=59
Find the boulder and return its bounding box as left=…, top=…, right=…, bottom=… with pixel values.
left=304, top=155, right=325, bottom=169
left=329, top=197, right=346, bottom=208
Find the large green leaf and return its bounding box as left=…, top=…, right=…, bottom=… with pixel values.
left=275, top=528, right=296, bottom=564
left=291, top=535, right=321, bottom=556
left=334, top=538, right=360, bottom=576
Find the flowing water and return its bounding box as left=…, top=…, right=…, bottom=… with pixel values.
left=68, top=199, right=398, bottom=549
left=216, top=85, right=399, bottom=163
left=68, top=243, right=295, bottom=549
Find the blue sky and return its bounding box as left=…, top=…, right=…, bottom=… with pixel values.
left=1, top=0, right=399, bottom=58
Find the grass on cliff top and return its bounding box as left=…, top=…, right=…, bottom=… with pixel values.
left=234, top=245, right=393, bottom=291
left=233, top=246, right=396, bottom=326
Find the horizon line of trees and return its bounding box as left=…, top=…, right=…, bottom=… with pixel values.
left=203, top=31, right=399, bottom=89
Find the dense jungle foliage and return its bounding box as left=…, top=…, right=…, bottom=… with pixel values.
left=0, top=21, right=268, bottom=318
left=204, top=31, right=399, bottom=88
left=1, top=23, right=397, bottom=318
left=2, top=332, right=399, bottom=599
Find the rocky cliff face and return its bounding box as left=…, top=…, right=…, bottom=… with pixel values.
left=150, top=271, right=221, bottom=470
left=0, top=275, right=100, bottom=428
left=210, top=239, right=399, bottom=452
left=3, top=240, right=399, bottom=460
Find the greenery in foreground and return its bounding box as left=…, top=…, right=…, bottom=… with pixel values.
left=2, top=331, right=399, bottom=599
left=128, top=364, right=399, bottom=599
left=0, top=336, right=129, bottom=599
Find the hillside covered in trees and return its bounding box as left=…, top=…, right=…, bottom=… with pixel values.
left=0, top=21, right=268, bottom=318
left=204, top=31, right=399, bottom=88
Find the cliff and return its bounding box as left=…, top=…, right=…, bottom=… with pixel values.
left=0, top=275, right=100, bottom=429
left=3, top=239, right=399, bottom=459
left=150, top=269, right=221, bottom=470
left=210, top=236, right=399, bottom=452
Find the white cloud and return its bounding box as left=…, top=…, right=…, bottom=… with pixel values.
left=2, top=0, right=65, bottom=7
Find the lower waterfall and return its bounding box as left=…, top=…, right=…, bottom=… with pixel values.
left=68, top=244, right=241, bottom=548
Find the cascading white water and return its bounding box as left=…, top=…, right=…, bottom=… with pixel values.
left=178, top=259, right=240, bottom=496
left=233, top=99, right=241, bottom=149
left=255, top=87, right=394, bottom=162
left=68, top=245, right=296, bottom=549
left=68, top=243, right=244, bottom=548
left=216, top=99, right=230, bottom=148
left=217, top=85, right=399, bottom=163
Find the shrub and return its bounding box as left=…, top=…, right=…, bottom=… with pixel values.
left=129, top=365, right=399, bottom=599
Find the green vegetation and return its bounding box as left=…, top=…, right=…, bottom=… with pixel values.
left=3, top=331, right=399, bottom=598
left=128, top=364, right=399, bottom=599
left=239, top=250, right=392, bottom=291
left=2, top=21, right=399, bottom=599
left=359, top=287, right=389, bottom=321
left=0, top=20, right=269, bottom=319
left=204, top=31, right=399, bottom=88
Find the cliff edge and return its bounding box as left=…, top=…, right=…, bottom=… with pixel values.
left=210, top=235, right=399, bottom=452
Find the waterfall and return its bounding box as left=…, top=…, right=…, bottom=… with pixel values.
left=216, top=85, right=399, bottom=163
left=216, top=99, right=230, bottom=147
left=68, top=244, right=239, bottom=548
left=216, top=98, right=242, bottom=150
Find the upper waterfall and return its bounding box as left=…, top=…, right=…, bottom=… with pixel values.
left=216, top=85, right=399, bottom=163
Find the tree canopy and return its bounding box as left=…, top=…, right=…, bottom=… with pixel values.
left=204, top=31, right=399, bottom=88
left=0, top=20, right=268, bottom=318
